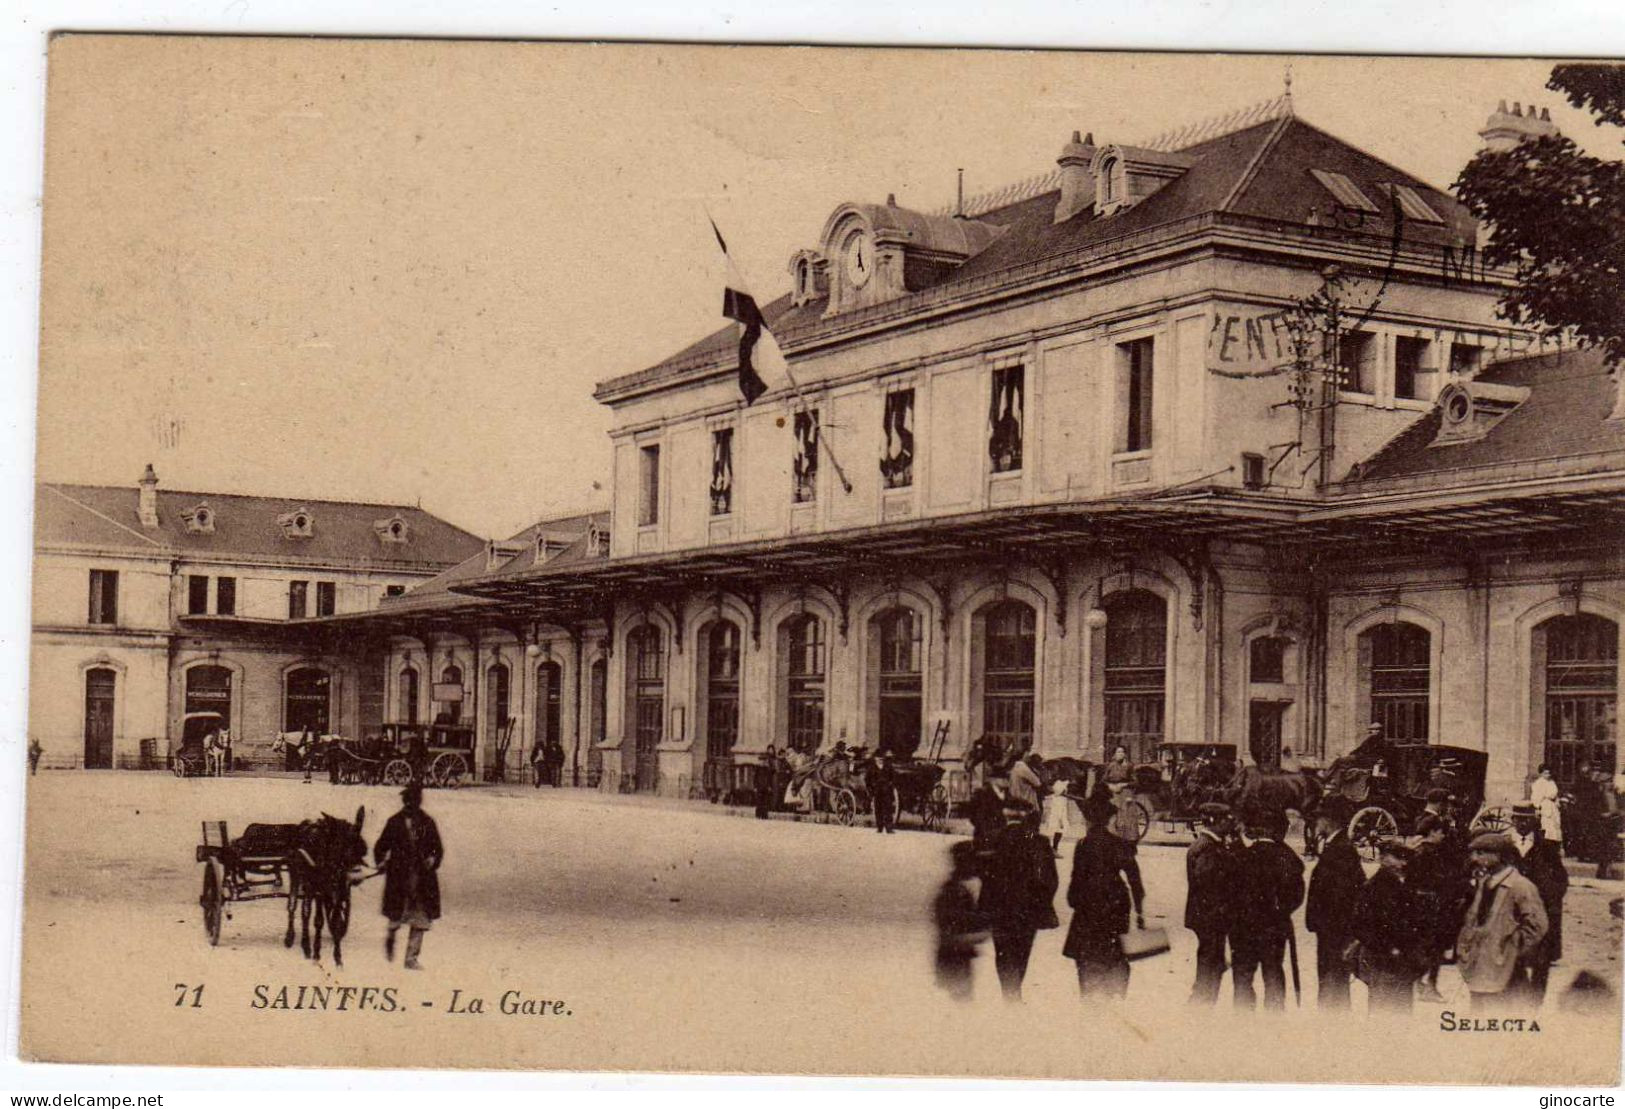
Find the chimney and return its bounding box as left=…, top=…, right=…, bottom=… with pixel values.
left=1053, top=130, right=1097, bottom=224
left=1478, top=99, right=1560, bottom=153
left=137, top=463, right=159, bottom=529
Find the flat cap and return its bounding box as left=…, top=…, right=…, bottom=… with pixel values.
left=1469, top=831, right=1512, bottom=855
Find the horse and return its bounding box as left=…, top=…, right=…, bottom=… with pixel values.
left=284, top=806, right=368, bottom=967
left=963, top=735, right=1027, bottom=783
left=1224, top=765, right=1323, bottom=853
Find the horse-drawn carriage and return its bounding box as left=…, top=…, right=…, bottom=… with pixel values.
left=370, top=722, right=475, bottom=788
left=792, top=746, right=950, bottom=830
left=172, top=711, right=225, bottom=778
left=1138, top=742, right=1239, bottom=836
left=1320, top=742, right=1505, bottom=860
left=195, top=808, right=370, bottom=965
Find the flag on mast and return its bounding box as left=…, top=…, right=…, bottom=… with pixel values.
left=710, top=217, right=794, bottom=405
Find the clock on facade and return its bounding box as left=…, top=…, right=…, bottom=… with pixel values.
left=842, top=229, right=871, bottom=288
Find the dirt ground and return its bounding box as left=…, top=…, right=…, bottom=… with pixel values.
left=17, top=772, right=1623, bottom=1082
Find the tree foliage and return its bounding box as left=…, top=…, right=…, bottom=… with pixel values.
left=1453, top=64, right=1625, bottom=366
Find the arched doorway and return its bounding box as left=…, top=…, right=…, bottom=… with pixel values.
left=978, top=599, right=1036, bottom=755
left=535, top=659, right=562, bottom=778
left=870, top=607, right=923, bottom=757
left=398, top=666, right=419, bottom=724
left=83, top=667, right=116, bottom=769
left=1103, top=590, right=1166, bottom=764
left=700, top=621, right=741, bottom=796
left=284, top=667, right=331, bottom=735
left=438, top=664, right=464, bottom=724
left=780, top=613, right=827, bottom=755
left=486, top=661, right=511, bottom=771
left=1359, top=621, right=1431, bottom=742
left=1535, top=613, right=1618, bottom=783
left=587, top=656, right=607, bottom=784
left=626, top=624, right=665, bottom=791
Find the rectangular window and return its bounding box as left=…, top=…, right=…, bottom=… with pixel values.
left=1338, top=330, right=1376, bottom=394
left=792, top=408, right=819, bottom=504
left=216, top=576, right=236, bottom=616
left=385, top=584, right=407, bottom=598
left=87, top=569, right=118, bottom=625
left=880, top=389, right=915, bottom=489
left=316, top=580, right=336, bottom=617
left=1249, top=636, right=1287, bottom=684
left=1395, top=336, right=1430, bottom=400
left=187, top=574, right=209, bottom=615
left=638, top=444, right=661, bottom=527
left=1116, top=338, right=1154, bottom=453
left=709, top=428, right=734, bottom=516
left=288, top=580, right=309, bottom=620
left=988, top=365, right=1024, bottom=473
left=1449, top=343, right=1483, bottom=377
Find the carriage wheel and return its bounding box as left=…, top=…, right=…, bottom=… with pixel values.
left=172, top=758, right=186, bottom=779
left=199, top=860, right=224, bottom=946
left=1118, top=800, right=1151, bottom=843
left=833, top=789, right=857, bottom=826
left=1470, top=804, right=1511, bottom=835
left=1349, top=806, right=1399, bottom=862
left=383, top=759, right=414, bottom=787
left=923, top=784, right=949, bottom=832
left=431, top=752, right=468, bottom=789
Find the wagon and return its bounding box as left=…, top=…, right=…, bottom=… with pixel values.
left=171, top=711, right=225, bottom=778
left=1140, top=742, right=1239, bottom=838
left=376, top=722, right=475, bottom=788
left=1321, top=742, right=1504, bottom=860
left=194, top=819, right=298, bottom=945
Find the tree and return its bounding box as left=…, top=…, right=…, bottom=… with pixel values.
left=1453, top=64, right=1625, bottom=366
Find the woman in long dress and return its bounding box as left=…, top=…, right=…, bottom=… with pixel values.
left=1530, top=763, right=1564, bottom=849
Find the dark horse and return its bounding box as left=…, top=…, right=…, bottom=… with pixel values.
left=1224, top=766, right=1323, bottom=853
left=284, top=806, right=368, bottom=966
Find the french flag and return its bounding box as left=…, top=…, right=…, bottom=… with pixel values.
left=711, top=218, right=793, bottom=405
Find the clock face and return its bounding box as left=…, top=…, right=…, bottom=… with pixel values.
left=842, top=230, right=871, bottom=288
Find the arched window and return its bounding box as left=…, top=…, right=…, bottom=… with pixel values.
left=871, top=607, right=923, bottom=757
left=398, top=667, right=419, bottom=724
left=439, top=664, right=464, bottom=723
left=1103, top=590, right=1166, bottom=763
left=701, top=621, right=741, bottom=795
left=1101, top=155, right=1119, bottom=203
left=486, top=661, right=511, bottom=751
left=1536, top=613, right=1618, bottom=783
left=84, top=667, right=116, bottom=769
left=980, top=600, right=1036, bottom=750
left=285, top=667, right=331, bottom=735
left=587, top=656, right=607, bottom=782
left=781, top=614, right=826, bottom=754
left=1359, top=622, right=1430, bottom=742
left=535, top=659, right=562, bottom=766
left=626, top=624, right=665, bottom=791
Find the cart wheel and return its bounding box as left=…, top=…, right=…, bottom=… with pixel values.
left=1118, top=800, right=1151, bottom=843
left=923, top=784, right=949, bottom=832
left=173, top=759, right=186, bottom=779
left=1349, top=806, right=1399, bottom=861
left=1470, top=804, right=1511, bottom=835
left=833, top=789, right=857, bottom=826
left=383, top=759, right=414, bottom=787
left=432, top=752, right=468, bottom=789
left=200, top=860, right=224, bottom=946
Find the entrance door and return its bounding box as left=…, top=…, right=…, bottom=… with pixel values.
left=1249, top=701, right=1286, bottom=770
left=535, top=660, right=561, bottom=779
left=84, top=668, right=116, bottom=768
left=876, top=608, right=923, bottom=757
left=285, top=667, right=331, bottom=734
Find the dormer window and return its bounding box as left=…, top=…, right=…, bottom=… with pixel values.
left=1092, top=145, right=1192, bottom=216
left=1100, top=156, right=1119, bottom=204
left=181, top=503, right=215, bottom=534
left=787, top=249, right=828, bottom=307
left=373, top=515, right=410, bottom=544
left=278, top=507, right=314, bottom=539
left=1310, top=169, right=1379, bottom=215
left=587, top=523, right=610, bottom=558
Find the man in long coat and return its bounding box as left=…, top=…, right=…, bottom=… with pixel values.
left=1351, top=838, right=1428, bottom=1013
left=1230, top=812, right=1305, bottom=1012
left=1457, top=832, right=1548, bottom=1009
left=1062, top=793, right=1145, bottom=999
left=375, top=782, right=444, bottom=970
left=1185, top=802, right=1235, bottom=1005
left=978, top=804, right=1059, bottom=1000
left=1305, top=812, right=1364, bottom=1010
left=1507, top=800, right=1568, bottom=1001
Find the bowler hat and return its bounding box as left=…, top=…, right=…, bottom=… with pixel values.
left=1197, top=801, right=1232, bottom=820
left=401, top=782, right=424, bottom=805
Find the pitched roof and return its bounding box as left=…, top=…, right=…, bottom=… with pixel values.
left=377, top=509, right=609, bottom=610
left=1341, top=347, right=1625, bottom=490
left=604, top=110, right=1479, bottom=400
left=36, top=482, right=484, bottom=568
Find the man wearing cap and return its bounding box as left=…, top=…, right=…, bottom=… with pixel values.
left=1230, top=811, right=1305, bottom=1011
left=1457, top=831, right=1548, bottom=1009
left=1306, top=811, right=1365, bottom=1010
left=1352, top=838, right=1428, bottom=1013
left=1185, top=801, right=1235, bottom=1005
left=1409, top=813, right=1470, bottom=1003
left=375, top=781, right=444, bottom=970
left=1507, top=800, right=1568, bottom=1001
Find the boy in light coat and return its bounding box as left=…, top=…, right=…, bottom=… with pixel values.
left=1456, top=832, right=1548, bottom=1010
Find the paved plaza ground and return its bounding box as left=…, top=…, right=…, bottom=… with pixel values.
left=17, top=772, right=1623, bottom=1082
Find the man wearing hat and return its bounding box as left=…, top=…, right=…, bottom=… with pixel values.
left=1306, top=811, right=1365, bottom=1010
left=1351, top=837, right=1428, bottom=1013
left=1457, top=831, right=1548, bottom=1009
left=1507, top=800, right=1568, bottom=1000
left=1185, top=801, right=1235, bottom=1005
left=978, top=800, right=1059, bottom=1000
left=1062, top=791, right=1145, bottom=999
left=374, top=781, right=444, bottom=970
left=1229, top=811, right=1304, bottom=1011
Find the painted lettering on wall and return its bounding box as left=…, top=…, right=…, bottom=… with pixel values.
left=1206, top=310, right=1298, bottom=376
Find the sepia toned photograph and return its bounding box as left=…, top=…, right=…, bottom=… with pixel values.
left=16, top=35, right=1625, bottom=1083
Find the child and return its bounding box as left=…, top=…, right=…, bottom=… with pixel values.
left=1041, top=777, right=1073, bottom=857
left=933, top=840, right=988, bottom=1002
